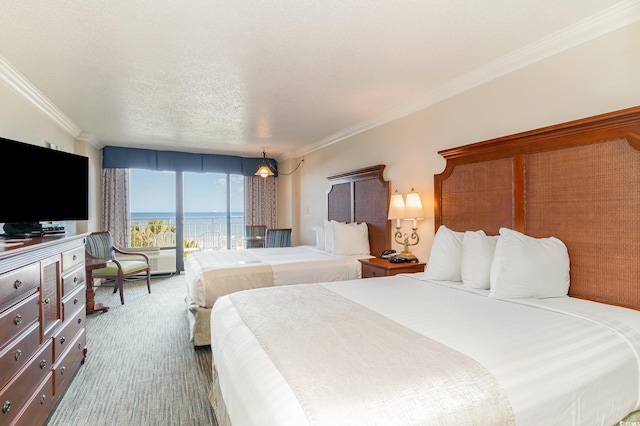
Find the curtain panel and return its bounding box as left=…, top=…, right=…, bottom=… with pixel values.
left=102, top=168, right=130, bottom=247
left=244, top=176, right=276, bottom=229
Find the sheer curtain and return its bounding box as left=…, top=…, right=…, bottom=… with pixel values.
left=102, top=168, right=130, bottom=247
left=244, top=176, right=276, bottom=228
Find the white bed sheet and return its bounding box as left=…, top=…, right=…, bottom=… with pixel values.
left=185, top=245, right=367, bottom=308
left=211, top=274, right=640, bottom=425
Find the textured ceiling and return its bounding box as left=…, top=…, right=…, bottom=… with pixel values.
left=0, top=1, right=634, bottom=159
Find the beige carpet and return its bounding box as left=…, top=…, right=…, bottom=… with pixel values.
left=45, top=273, right=216, bottom=426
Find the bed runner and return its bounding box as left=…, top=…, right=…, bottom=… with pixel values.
left=188, top=250, right=273, bottom=305
left=229, top=285, right=516, bottom=425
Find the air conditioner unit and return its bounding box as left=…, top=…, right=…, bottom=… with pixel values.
left=116, top=247, right=177, bottom=275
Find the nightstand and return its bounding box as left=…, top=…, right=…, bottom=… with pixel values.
left=359, top=258, right=426, bottom=278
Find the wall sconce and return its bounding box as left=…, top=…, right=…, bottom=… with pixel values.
left=387, top=188, right=424, bottom=261
left=255, top=150, right=275, bottom=177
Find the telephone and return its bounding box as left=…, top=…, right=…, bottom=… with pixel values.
left=380, top=249, right=397, bottom=259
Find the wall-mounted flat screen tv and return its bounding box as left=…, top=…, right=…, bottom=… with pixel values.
left=1, top=137, right=89, bottom=228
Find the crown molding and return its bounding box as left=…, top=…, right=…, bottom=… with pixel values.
left=0, top=55, right=82, bottom=138
left=290, top=0, right=640, bottom=160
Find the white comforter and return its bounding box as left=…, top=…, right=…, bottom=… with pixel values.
left=211, top=273, right=640, bottom=425
left=185, top=246, right=366, bottom=308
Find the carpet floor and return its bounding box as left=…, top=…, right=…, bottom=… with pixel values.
left=45, top=273, right=216, bottom=426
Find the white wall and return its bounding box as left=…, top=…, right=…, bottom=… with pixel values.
left=0, top=82, right=102, bottom=234
left=294, top=21, right=640, bottom=262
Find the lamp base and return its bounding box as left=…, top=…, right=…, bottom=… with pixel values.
left=395, top=251, right=419, bottom=263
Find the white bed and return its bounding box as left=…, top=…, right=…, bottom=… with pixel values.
left=208, top=107, right=640, bottom=424
left=185, top=165, right=392, bottom=347
left=210, top=273, right=640, bottom=425
left=185, top=245, right=370, bottom=345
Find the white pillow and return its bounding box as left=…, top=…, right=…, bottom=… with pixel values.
left=332, top=221, right=370, bottom=255
left=489, top=228, right=570, bottom=299
left=312, top=225, right=325, bottom=251
left=323, top=220, right=335, bottom=253
left=422, top=225, right=472, bottom=281
left=461, top=231, right=498, bottom=289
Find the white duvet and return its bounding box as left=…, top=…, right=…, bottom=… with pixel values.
left=185, top=245, right=366, bottom=308
left=211, top=273, right=640, bottom=425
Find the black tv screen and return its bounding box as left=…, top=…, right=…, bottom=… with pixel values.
left=1, top=137, right=89, bottom=224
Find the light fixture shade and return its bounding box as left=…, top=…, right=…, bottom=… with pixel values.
left=387, top=192, right=405, bottom=220
left=404, top=190, right=424, bottom=219
left=255, top=151, right=275, bottom=177
left=255, top=164, right=274, bottom=177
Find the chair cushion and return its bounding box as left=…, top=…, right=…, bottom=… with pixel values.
left=86, top=233, right=116, bottom=259
left=92, top=260, right=148, bottom=276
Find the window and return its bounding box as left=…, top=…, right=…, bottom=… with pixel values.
left=129, top=169, right=244, bottom=250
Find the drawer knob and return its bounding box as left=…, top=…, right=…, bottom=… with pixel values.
left=14, top=279, right=22, bottom=289
left=77, top=318, right=82, bottom=324
left=73, top=254, right=77, bottom=261
left=40, top=394, right=46, bottom=405
left=74, top=276, right=78, bottom=283
left=74, top=298, right=79, bottom=305
left=2, top=401, right=10, bottom=414
left=14, top=314, right=22, bottom=325
left=60, top=336, right=66, bottom=345
left=372, top=271, right=377, bottom=276
left=40, top=359, right=47, bottom=369
left=15, top=349, right=22, bottom=361
left=60, top=366, right=66, bottom=375
left=44, top=298, right=50, bottom=305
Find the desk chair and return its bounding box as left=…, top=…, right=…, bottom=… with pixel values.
left=245, top=225, right=267, bottom=248
left=85, top=231, right=151, bottom=305
left=265, top=228, right=292, bottom=248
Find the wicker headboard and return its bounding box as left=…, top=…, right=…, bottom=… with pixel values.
left=326, top=165, right=391, bottom=258
left=434, top=106, right=640, bottom=310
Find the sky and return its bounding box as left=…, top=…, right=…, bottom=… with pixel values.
left=129, top=169, right=244, bottom=213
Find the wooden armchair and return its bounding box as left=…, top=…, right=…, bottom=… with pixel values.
left=85, top=231, right=151, bottom=305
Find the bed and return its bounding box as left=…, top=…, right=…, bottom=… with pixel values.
left=185, top=165, right=391, bottom=346
left=209, top=105, right=640, bottom=425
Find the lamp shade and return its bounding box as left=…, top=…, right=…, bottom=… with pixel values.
left=255, top=164, right=274, bottom=177
left=387, top=192, right=405, bottom=220
left=255, top=151, right=275, bottom=177
left=404, top=190, right=424, bottom=219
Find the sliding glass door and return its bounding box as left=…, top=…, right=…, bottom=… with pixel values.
left=129, top=169, right=245, bottom=272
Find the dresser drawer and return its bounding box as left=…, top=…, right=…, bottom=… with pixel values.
left=0, top=322, right=41, bottom=389
left=0, top=263, right=40, bottom=311
left=13, top=373, right=54, bottom=426
left=53, top=307, right=86, bottom=363
left=61, top=246, right=85, bottom=274
left=0, top=339, right=52, bottom=424
left=53, top=328, right=86, bottom=396
left=0, top=292, right=39, bottom=346
left=61, top=265, right=85, bottom=298
left=62, top=284, right=85, bottom=322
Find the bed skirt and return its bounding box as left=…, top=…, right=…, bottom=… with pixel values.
left=210, top=365, right=232, bottom=426
left=186, top=295, right=212, bottom=347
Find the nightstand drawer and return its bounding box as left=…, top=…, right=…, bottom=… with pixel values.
left=359, top=258, right=426, bottom=278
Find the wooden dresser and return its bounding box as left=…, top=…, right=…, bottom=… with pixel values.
left=0, top=234, right=87, bottom=426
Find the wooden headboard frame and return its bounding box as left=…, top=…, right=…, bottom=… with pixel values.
left=434, top=106, right=640, bottom=310
left=327, top=165, right=391, bottom=258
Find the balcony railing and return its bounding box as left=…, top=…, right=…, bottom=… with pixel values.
left=129, top=213, right=246, bottom=250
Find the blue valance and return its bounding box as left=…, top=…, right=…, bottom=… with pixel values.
left=102, top=146, right=278, bottom=176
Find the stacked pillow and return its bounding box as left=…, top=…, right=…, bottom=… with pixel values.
left=312, top=220, right=370, bottom=256
left=422, top=225, right=570, bottom=299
